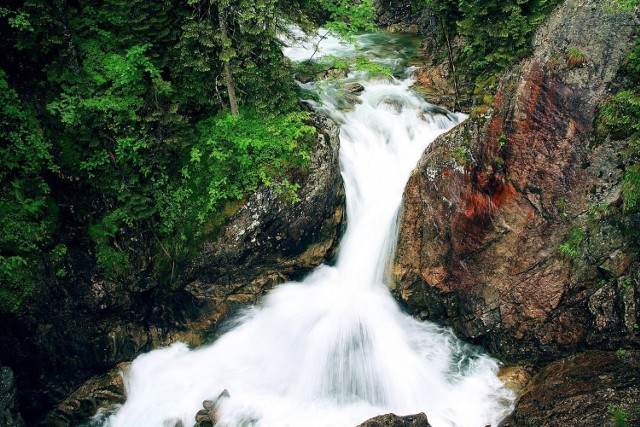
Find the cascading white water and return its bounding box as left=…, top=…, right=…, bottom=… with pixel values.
left=102, top=31, right=515, bottom=427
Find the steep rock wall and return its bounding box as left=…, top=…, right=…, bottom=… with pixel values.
left=393, top=0, right=639, bottom=363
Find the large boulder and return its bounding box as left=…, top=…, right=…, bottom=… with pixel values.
left=393, top=0, right=639, bottom=363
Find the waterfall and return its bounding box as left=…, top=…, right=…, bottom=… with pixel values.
left=102, top=31, right=515, bottom=427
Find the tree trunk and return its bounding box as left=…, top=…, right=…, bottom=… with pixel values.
left=217, top=2, right=239, bottom=116
left=441, top=19, right=460, bottom=111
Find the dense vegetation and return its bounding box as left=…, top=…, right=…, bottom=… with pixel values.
left=418, top=0, right=560, bottom=94
left=0, top=0, right=375, bottom=313
left=599, top=35, right=640, bottom=213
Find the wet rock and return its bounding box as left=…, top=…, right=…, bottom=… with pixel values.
left=505, top=351, right=640, bottom=427
left=295, top=73, right=315, bottom=84
left=375, top=0, right=434, bottom=34
left=194, top=389, right=229, bottom=427
left=393, top=0, right=640, bottom=363
left=343, top=82, right=365, bottom=94
left=357, top=412, right=432, bottom=427
left=0, top=367, right=25, bottom=427
left=411, top=65, right=460, bottom=112
left=183, top=113, right=345, bottom=331
left=43, top=364, right=126, bottom=426
left=498, top=365, right=534, bottom=399
left=317, top=68, right=349, bottom=80
left=296, top=68, right=349, bottom=83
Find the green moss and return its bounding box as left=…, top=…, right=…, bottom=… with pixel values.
left=451, top=146, right=470, bottom=165
left=555, top=197, right=569, bottom=217
left=567, top=47, right=587, bottom=68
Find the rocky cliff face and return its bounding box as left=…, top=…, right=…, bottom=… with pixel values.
left=393, top=0, right=639, bottom=423
left=0, top=115, right=344, bottom=424
left=375, top=0, right=435, bottom=34
left=180, top=114, right=345, bottom=333
left=0, top=367, right=25, bottom=427
left=394, top=0, right=639, bottom=363
left=501, top=350, right=640, bottom=426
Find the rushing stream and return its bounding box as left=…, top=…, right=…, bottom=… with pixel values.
left=102, top=31, right=515, bottom=427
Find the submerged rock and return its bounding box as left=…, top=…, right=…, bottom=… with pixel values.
left=357, top=412, right=432, bottom=427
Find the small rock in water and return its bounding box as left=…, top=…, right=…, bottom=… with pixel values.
left=194, top=390, right=230, bottom=427
left=163, top=419, right=184, bottom=427
left=343, top=82, right=365, bottom=94
left=381, top=98, right=403, bottom=113
left=345, top=94, right=363, bottom=105
left=357, top=412, right=432, bottom=426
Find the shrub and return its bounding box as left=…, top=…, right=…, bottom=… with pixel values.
left=567, top=47, right=587, bottom=68
left=559, top=228, right=584, bottom=258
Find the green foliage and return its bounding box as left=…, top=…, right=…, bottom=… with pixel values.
left=608, top=405, right=630, bottom=427
left=498, top=134, right=508, bottom=148
left=622, top=165, right=640, bottom=211
left=600, top=90, right=640, bottom=146
left=625, top=38, right=640, bottom=83
left=598, top=38, right=640, bottom=213
left=587, top=201, right=611, bottom=221
left=295, top=54, right=350, bottom=77
left=0, top=69, right=55, bottom=313
left=555, top=197, right=569, bottom=217
left=604, top=0, right=640, bottom=13
left=354, top=56, right=393, bottom=78
left=0, top=256, right=35, bottom=314
left=622, top=276, right=636, bottom=290
left=320, top=0, right=377, bottom=39
left=50, top=244, right=68, bottom=278
left=616, top=348, right=630, bottom=358
left=176, top=109, right=315, bottom=230
left=423, top=0, right=560, bottom=93
left=0, top=0, right=375, bottom=310
left=451, top=146, right=470, bottom=165
left=559, top=228, right=584, bottom=258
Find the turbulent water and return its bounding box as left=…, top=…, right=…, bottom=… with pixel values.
left=102, top=31, right=515, bottom=427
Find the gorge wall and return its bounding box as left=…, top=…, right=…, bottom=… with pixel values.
left=0, top=115, right=344, bottom=425
left=392, top=0, right=639, bottom=423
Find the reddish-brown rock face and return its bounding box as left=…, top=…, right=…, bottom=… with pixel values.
left=501, top=350, right=640, bottom=427
left=393, top=0, right=639, bottom=363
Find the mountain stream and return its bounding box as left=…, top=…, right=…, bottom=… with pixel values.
left=102, top=30, right=515, bottom=427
